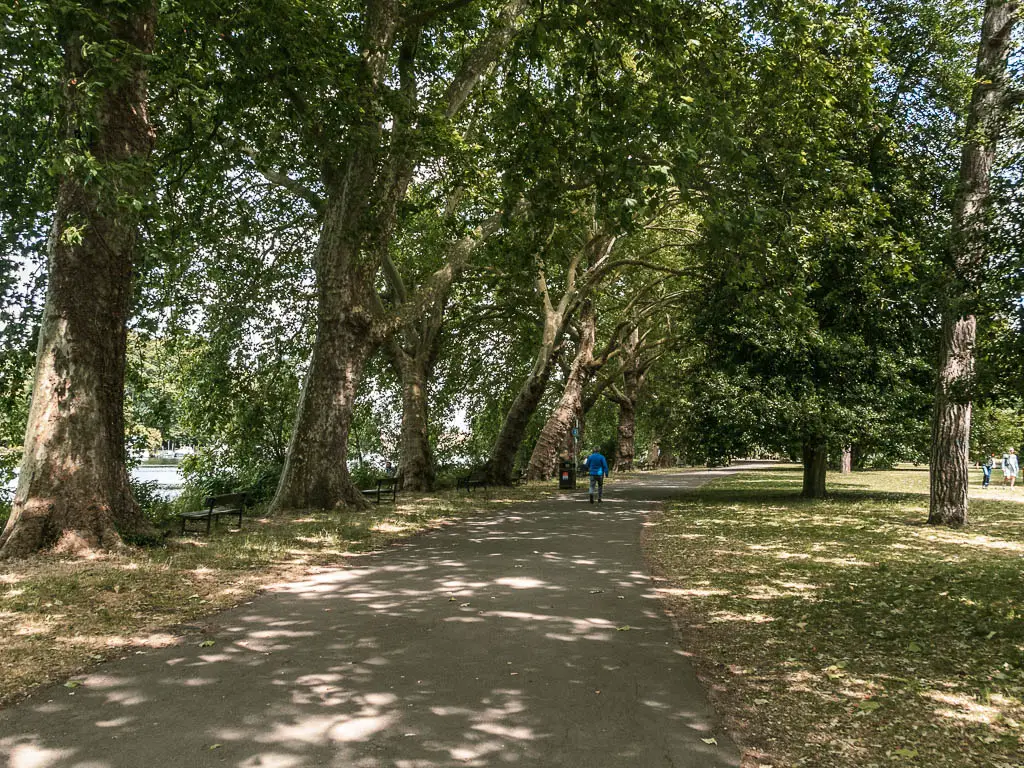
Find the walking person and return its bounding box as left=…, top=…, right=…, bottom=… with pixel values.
left=584, top=447, right=609, bottom=504
left=983, top=453, right=994, bottom=488
left=1006, top=448, right=1019, bottom=489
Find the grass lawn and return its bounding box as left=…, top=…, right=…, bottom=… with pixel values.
left=644, top=466, right=1024, bottom=768
left=0, top=485, right=548, bottom=705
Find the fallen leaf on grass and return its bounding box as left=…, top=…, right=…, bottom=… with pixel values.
left=64, top=681, right=82, bottom=689
left=702, top=737, right=718, bottom=745
left=199, top=640, right=215, bottom=647
left=617, top=625, right=632, bottom=631
left=892, top=748, right=918, bottom=758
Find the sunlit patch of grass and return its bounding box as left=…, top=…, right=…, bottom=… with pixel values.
left=644, top=468, right=1024, bottom=768
left=0, top=483, right=550, bottom=704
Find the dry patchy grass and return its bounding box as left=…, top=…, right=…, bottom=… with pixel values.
left=644, top=466, right=1024, bottom=768
left=0, top=484, right=548, bottom=705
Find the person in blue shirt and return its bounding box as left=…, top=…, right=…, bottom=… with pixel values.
left=584, top=447, right=609, bottom=504
left=983, top=453, right=994, bottom=488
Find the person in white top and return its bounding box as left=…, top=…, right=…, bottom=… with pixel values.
left=1005, top=448, right=1018, bottom=488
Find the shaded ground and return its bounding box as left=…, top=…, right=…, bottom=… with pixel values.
left=0, top=486, right=550, bottom=705
left=645, top=467, right=1024, bottom=768
left=1, top=470, right=743, bottom=768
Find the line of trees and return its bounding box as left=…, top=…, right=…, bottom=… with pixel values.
left=1, top=0, right=1023, bottom=558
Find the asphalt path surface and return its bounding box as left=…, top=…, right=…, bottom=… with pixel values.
left=1, top=469, right=747, bottom=768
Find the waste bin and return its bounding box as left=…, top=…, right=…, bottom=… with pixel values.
left=558, top=460, right=576, bottom=490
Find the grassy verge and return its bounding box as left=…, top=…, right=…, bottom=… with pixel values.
left=0, top=484, right=549, bottom=705
left=644, top=466, right=1024, bottom=768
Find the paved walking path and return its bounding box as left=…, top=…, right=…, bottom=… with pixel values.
left=1, top=470, right=745, bottom=768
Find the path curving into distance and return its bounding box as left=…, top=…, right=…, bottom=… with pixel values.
left=1, top=467, right=758, bottom=768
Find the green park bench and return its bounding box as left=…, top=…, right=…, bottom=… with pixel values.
left=178, top=492, right=249, bottom=535
left=361, top=477, right=398, bottom=504
left=457, top=469, right=488, bottom=492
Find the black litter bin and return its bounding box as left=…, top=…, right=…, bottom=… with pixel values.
left=558, top=460, right=576, bottom=489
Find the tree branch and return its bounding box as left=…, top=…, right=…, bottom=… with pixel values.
left=441, top=0, right=530, bottom=119
left=240, top=146, right=324, bottom=214
left=373, top=208, right=509, bottom=340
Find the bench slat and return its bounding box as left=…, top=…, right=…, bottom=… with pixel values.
left=179, top=492, right=249, bottom=535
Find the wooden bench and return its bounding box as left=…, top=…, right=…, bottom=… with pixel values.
left=361, top=477, right=398, bottom=504
left=457, top=470, right=488, bottom=492
left=178, top=492, right=248, bottom=535
left=511, top=469, right=527, bottom=486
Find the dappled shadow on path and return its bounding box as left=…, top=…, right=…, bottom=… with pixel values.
left=0, top=472, right=739, bottom=768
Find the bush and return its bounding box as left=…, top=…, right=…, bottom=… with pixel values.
left=349, top=462, right=388, bottom=490
left=130, top=478, right=176, bottom=526
left=178, top=447, right=283, bottom=505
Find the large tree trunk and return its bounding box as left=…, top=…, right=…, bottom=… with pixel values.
left=929, top=0, right=1017, bottom=527
left=615, top=398, right=637, bottom=472
left=485, top=327, right=561, bottom=485
left=526, top=303, right=597, bottom=480
left=840, top=446, right=852, bottom=474
left=0, top=1, right=157, bottom=559
left=801, top=440, right=827, bottom=499
left=610, top=327, right=649, bottom=472
left=397, top=354, right=434, bottom=491
left=271, top=206, right=377, bottom=511
left=392, top=307, right=445, bottom=492
left=929, top=317, right=975, bottom=525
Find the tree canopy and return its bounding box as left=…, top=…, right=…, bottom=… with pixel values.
left=1, top=0, right=1023, bottom=554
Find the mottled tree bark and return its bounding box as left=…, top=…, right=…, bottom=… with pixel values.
left=930, top=0, right=1017, bottom=527
left=0, top=1, right=158, bottom=559
left=397, top=354, right=435, bottom=491
left=527, top=303, right=596, bottom=480
left=801, top=440, right=827, bottom=499
left=609, top=327, right=651, bottom=472
left=392, top=305, right=445, bottom=492
left=929, top=316, right=975, bottom=525
left=486, top=313, right=563, bottom=485
left=615, top=398, right=637, bottom=472
left=272, top=200, right=378, bottom=512
left=840, top=446, right=853, bottom=474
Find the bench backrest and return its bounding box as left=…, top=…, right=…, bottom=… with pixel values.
left=204, top=493, right=249, bottom=509
left=377, top=477, right=399, bottom=487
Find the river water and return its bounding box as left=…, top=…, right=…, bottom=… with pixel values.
left=3, top=464, right=185, bottom=501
